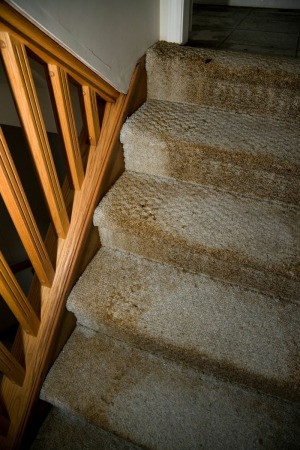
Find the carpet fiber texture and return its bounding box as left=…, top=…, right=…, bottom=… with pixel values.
left=35, top=42, right=300, bottom=449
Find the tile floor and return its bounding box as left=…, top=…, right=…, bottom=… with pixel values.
left=188, top=3, right=300, bottom=58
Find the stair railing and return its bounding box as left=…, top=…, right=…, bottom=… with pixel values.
left=0, top=3, right=146, bottom=448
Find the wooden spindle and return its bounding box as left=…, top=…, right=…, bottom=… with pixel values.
left=0, top=343, right=25, bottom=386
left=48, top=64, right=84, bottom=189
left=0, top=128, right=55, bottom=287
left=82, top=86, right=101, bottom=146
left=0, top=253, right=40, bottom=336
left=0, top=32, right=69, bottom=238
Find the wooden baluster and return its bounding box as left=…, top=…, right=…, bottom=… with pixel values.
left=48, top=64, right=84, bottom=189
left=0, top=32, right=69, bottom=238
left=0, top=128, right=55, bottom=287
left=82, top=87, right=101, bottom=146
left=0, top=253, right=40, bottom=336
left=0, top=343, right=25, bottom=386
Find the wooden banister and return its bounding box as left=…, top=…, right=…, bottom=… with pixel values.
left=0, top=2, right=147, bottom=447
left=82, top=87, right=101, bottom=146
left=0, top=32, right=70, bottom=239
left=0, top=343, right=25, bottom=387
left=0, top=128, right=55, bottom=287
left=48, top=64, right=84, bottom=190
left=0, top=252, right=40, bottom=337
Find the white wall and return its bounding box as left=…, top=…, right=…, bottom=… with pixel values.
left=7, top=0, right=160, bottom=93
left=194, top=0, right=300, bottom=8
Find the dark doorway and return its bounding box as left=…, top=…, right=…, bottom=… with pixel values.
left=189, top=2, right=300, bottom=57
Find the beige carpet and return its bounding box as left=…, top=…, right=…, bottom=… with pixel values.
left=33, top=42, right=300, bottom=449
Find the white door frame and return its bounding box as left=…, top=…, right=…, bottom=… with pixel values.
left=160, top=0, right=193, bottom=44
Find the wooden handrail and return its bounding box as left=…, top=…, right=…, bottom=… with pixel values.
left=0, top=1, right=118, bottom=102
left=0, top=32, right=70, bottom=239
left=0, top=343, right=25, bottom=387
left=0, top=128, right=55, bottom=287
left=48, top=64, right=85, bottom=190
left=0, top=252, right=40, bottom=337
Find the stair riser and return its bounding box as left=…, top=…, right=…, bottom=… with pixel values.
left=148, top=77, right=300, bottom=119
left=124, top=143, right=299, bottom=205
left=98, top=227, right=299, bottom=304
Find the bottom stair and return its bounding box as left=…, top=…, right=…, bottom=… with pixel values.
left=36, top=326, right=299, bottom=449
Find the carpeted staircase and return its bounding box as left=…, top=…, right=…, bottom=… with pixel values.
left=32, top=42, right=300, bottom=449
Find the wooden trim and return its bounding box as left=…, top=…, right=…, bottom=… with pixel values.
left=0, top=2, right=118, bottom=102
left=48, top=64, right=84, bottom=190
left=0, top=58, right=146, bottom=449
left=0, top=252, right=40, bottom=337
left=0, top=32, right=70, bottom=239
left=82, top=87, right=101, bottom=146
left=0, top=128, right=55, bottom=287
left=0, top=343, right=25, bottom=387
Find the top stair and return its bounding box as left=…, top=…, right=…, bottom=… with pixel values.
left=147, top=41, right=300, bottom=119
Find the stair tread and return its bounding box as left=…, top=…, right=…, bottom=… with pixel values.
left=93, top=171, right=299, bottom=299
left=122, top=99, right=300, bottom=170
left=67, top=247, right=300, bottom=401
left=148, top=41, right=300, bottom=81
left=41, top=326, right=300, bottom=450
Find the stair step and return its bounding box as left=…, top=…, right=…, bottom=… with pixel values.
left=67, top=247, right=300, bottom=402
left=93, top=171, right=300, bottom=302
left=147, top=42, right=300, bottom=119
left=41, top=326, right=300, bottom=450
left=31, top=407, right=140, bottom=450
left=121, top=100, right=300, bottom=204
